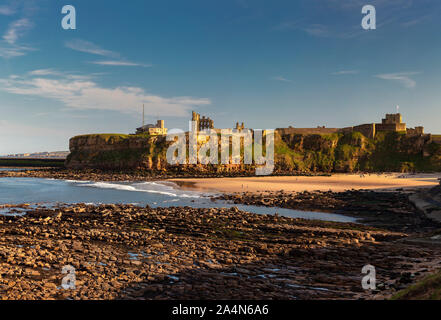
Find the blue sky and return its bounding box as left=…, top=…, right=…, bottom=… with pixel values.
left=1, top=0, right=441, bottom=154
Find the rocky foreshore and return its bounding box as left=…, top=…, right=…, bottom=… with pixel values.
left=0, top=203, right=440, bottom=300
left=0, top=168, right=329, bottom=182
left=0, top=168, right=171, bottom=181
left=216, top=190, right=441, bottom=233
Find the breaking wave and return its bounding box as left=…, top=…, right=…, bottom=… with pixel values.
left=74, top=181, right=206, bottom=198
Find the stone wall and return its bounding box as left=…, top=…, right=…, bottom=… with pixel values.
left=276, top=127, right=339, bottom=136
left=407, top=126, right=425, bottom=136
left=376, top=123, right=406, bottom=133
left=352, top=124, right=376, bottom=139
left=432, top=135, right=441, bottom=145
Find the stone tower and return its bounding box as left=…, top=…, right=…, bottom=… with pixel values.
left=191, top=111, right=214, bottom=131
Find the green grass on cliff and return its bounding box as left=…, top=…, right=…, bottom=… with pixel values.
left=392, top=270, right=441, bottom=300
left=73, top=133, right=131, bottom=139
left=275, top=130, right=441, bottom=173
left=71, top=133, right=153, bottom=142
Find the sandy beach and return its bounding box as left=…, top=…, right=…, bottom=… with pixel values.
left=169, top=173, right=441, bottom=194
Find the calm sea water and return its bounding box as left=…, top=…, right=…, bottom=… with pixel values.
left=0, top=172, right=357, bottom=223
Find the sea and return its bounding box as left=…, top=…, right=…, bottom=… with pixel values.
left=0, top=168, right=357, bottom=223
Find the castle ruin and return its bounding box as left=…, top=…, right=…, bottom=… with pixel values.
left=235, top=122, right=245, bottom=131
left=278, top=113, right=425, bottom=139
left=192, top=111, right=214, bottom=131
left=191, top=111, right=247, bottom=133
left=188, top=111, right=427, bottom=141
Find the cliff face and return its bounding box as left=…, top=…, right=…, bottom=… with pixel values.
left=65, top=131, right=441, bottom=173
left=65, top=134, right=252, bottom=174
left=276, top=131, right=441, bottom=173
left=66, top=134, right=169, bottom=170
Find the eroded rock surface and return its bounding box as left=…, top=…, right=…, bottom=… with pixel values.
left=0, top=204, right=439, bottom=300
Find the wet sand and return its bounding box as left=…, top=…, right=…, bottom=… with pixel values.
left=169, top=173, right=441, bottom=194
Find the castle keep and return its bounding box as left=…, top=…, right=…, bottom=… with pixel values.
left=347, top=113, right=424, bottom=138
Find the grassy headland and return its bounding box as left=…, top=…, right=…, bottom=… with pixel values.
left=59, top=130, right=441, bottom=173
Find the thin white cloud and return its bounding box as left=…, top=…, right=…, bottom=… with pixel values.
left=304, top=24, right=329, bottom=37
left=401, top=13, right=433, bottom=27
left=375, top=72, right=420, bottom=88
left=29, top=69, right=101, bottom=81
left=90, top=60, right=152, bottom=67
left=3, top=18, right=32, bottom=44
left=0, top=43, right=34, bottom=58
left=29, top=69, right=63, bottom=76
left=273, top=0, right=432, bottom=39
left=332, top=70, right=359, bottom=75
left=65, top=39, right=118, bottom=57
left=65, top=39, right=149, bottom=67
left=273, top=21, right=366, bottom=39
left=271, top=76, right=292, bottom=82
left=0, top=5, right=15, bottom=15
left=0, top=71, right=211, bottom=117
left=0, top=6, right=36, bottom=59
